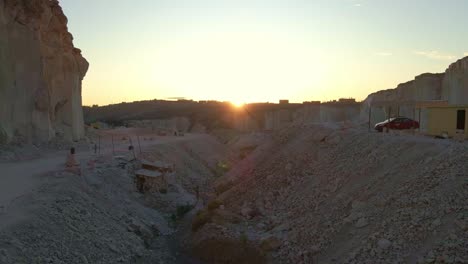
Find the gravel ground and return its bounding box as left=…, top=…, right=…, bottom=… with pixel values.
left=200, top=124, right=468, bottom=264
left=2, top=126, right=466, bottom=263
left=0, top=134, right=228, bottom=264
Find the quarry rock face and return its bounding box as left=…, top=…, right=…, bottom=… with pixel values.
left=0, top=0, right=88, bottom=143
left=363, top=73, right=444, bottom=107
left=414, top=73, right=444, bottom=101
left=361, top=57, right=468, bottom=125
left=443, top=57, right=468, bottom=105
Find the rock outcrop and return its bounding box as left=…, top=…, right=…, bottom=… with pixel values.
left=443, top=57, right=468, bottom=105
left=361, top=57, right=468, bottom=126
left=0, top=0, right=88, bottom=144
left=362, top=73, right=444, bottom=108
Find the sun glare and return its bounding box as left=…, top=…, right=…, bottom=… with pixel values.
left=231, top=101, right=245, bottom=109
left=150, top=31, right=327, bottom=104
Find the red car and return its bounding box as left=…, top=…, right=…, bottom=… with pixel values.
left=374, top=117, right=419, bottom=132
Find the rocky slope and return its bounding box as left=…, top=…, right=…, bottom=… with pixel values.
left=0, top=0, right=88, bottom=144
left=0, top=133, right=228, bottom=263
left=193, top=125, right=468, bottom=263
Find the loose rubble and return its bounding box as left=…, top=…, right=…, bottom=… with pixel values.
left=0, top=134, right=227, bottom=263
left=193, top=124, right=468, bottom=263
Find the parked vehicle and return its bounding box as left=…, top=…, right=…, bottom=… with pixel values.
left=374, top=117, right=419, bottom=132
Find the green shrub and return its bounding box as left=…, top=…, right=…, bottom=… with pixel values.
left=192, top=210, right=212, bottom=232
left=0, top=125, right=7, bottom=145
left=215, top=181, right=234, bottom=196
left=215, top=161, right=231, bottom=177
left=207, top=199, right=222, bottom=211
left=240, top=232, right=248, bottom=247
left=239, top=146, right=257, bottom=159
left=176, top=204, right=194, bottom=218
left=167, top=213, right=178, bottom=228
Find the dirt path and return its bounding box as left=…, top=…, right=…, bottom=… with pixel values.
left=0, top=133, right=203, bottom=215
left=0, top=130, right=230, bottom=263
left=0, top=151, right=69, bottom=210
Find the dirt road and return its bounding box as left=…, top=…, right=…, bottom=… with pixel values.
left=0, top=132, right=203, bottom=214
left=0, top=130, right=229, bottom=263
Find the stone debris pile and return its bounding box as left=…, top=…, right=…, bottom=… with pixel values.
left=196, top=125, right=467, bottom=263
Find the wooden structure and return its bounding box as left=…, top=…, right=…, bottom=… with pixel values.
left=135, top=169, right=168, bottom=193
left=135, top=159, right=174, bottom=193
left=141, top=159, right=174, bottom=173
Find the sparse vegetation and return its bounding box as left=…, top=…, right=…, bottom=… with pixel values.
left=207, top=199, right=222, bottom=211
left=169, top=213, right=177, bottom=227
left=169, top=204, right=195, bottom=227
left=239, top=145, right=257, bottom=159
left=192, top=209, right=212, bottom=232
left=214, top=161, right=231, bottom=178
left=239, top=232, right=248, bottom=247
left=0, top=125, right=7, bottom=145
left=176, top=204, right=194, bottom=218
left=215, top=181, right=234, bottom=196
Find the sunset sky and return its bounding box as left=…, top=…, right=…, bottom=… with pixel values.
left=61, top=0, right=468, bottom=106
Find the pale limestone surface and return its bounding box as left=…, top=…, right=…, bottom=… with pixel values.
left=0, top=0, right=88, bottom=144
left=361, top=57, right=468, bottom=127
left=443, top=57, right=468, bottom=105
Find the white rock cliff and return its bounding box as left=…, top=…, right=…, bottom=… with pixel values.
left=0, top=0, right=88, bottom=143
left=361, top=57, right=468, bottom=124
left=443, top=57, right=468, bottom=105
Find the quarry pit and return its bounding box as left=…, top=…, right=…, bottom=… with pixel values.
left=1, top=1, right=467, bottom=263
left=0, top=125, right=467, bottom=264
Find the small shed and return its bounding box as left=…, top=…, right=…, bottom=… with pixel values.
left=134, top=169, right=168, bottom=193
left=427, top=105, right=468, bottom=139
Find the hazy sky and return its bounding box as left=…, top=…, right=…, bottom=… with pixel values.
left=61, top=0, right=468, bottom=106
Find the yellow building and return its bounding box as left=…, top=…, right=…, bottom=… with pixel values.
left=427, top=106, right=468, bottom=139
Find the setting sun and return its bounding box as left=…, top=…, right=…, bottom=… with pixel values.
left=149, top=31, right=327, bottom=104
left=231, top=101, right=245, bottom=109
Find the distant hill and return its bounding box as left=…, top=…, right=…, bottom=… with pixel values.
left=83, top=100, right=305, bottom=131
